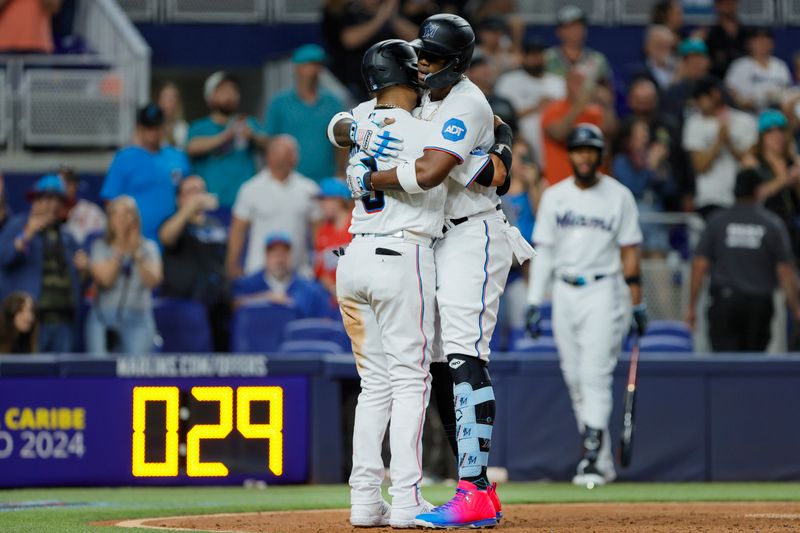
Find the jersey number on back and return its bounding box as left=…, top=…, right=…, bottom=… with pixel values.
left=362, top=191, right=385, bottom=214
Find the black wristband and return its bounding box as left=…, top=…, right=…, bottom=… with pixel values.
left=363, top=171, right=373, bottom=192
left=624, top=275, right=641, bottom=285
left=494, top=122, right=513, bottom=146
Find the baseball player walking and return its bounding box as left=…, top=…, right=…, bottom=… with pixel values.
left=525, top=124, right=648, bottom=487
left=343, top=15, right=534, bottom=528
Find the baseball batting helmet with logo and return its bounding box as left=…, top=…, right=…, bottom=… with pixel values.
left=411, top=14, right=475, bottom=89
left=567, top=123, right=605, bottom=155
left=361, top=39, right=421, bottom=94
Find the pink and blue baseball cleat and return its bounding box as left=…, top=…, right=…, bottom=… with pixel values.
left=414, top=480, right=498, bottom=529
left=487, top=482, right=503, bottom=522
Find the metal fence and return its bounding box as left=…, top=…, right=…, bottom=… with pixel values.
left=516, top=0, right=612, bottom=24
left=0, top=70, right=6, bottom=147
left=116, top=0, right=159, bottom=22
left=165, top=0, right=267, bottom=23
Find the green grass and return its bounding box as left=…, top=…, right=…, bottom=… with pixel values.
left=1, top=483, right=800, bottom=533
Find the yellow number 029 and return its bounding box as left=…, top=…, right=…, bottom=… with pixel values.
left=132, top=386, right=284, bottom=477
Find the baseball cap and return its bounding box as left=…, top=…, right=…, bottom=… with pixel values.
left=137, top=103, right=164, bottom=128
left=523, top=36, right=546, bottom=53
left=758, top=109, right=788, bottom=133
left=749, top=26, right=774, bottom=40
left=26, top=174, right=66, bottom=202
left=292, top=44, right=326, bottom=64
left=264, top=231, right=292, bottom=249
left=318, top=178, right=351, bottom=200
left=678, top=38, right=708, bottom=57
left=692, top=75, right=721, bottom=98
left=204, top=71, right=239, bottom=102
left=734, top=168, right=763, bottom=199
left=556, top=5, right=587, bottom=26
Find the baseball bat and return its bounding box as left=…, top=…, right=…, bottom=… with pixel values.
left=618, top=335, right=640, bottom=468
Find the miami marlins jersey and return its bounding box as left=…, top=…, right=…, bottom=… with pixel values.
left=350, top=101, right=446, bottom=238
left=415, top=77, right=498, bottom=220
left=532, top=175, right=642, bottom=276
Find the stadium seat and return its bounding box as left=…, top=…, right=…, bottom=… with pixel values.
left=278, top=340, right=345, bottom=355
left=230, top=303, right=300, bottom=353
left=153, top=298, right=212, bottom=353
left=645, top=320, right=692, bottom=341
left=638, top=335, right=693, bottom=354
left=284, top=318, right=350, bottom=351
left=512, top=336, right=558, bottom=354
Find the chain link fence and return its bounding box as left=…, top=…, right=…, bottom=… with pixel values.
left=165, top=0, right=267, bottom=23
left=116, top=0, right=159, bottom=22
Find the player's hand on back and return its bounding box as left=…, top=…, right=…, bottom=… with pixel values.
left=349, top=115, right=403, bottom=160
left=525, top=305, right=542, bottom=339
left=631, top=303, right=648, bottom=337
left=346, top=152, right=377, bottom=199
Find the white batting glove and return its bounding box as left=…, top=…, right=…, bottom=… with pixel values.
left=349, top=114, right=403, bottom=160
left=345, top=152, right=377, bottom=199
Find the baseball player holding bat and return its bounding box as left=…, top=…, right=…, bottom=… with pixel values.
left=336, top=14, right=534, bottom=528
left=525, top=124, right=647, bottom=487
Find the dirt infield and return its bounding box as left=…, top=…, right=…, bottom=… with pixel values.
left=113, top=501, right=800, bottom=532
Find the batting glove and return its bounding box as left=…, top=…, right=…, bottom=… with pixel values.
left=632, top=303, right=648, bottom=337
left=525, top=305, right=542, bottom=339
left=345, top=152, right=377, bottom=199
left=349, top=115, right=403, bottom=160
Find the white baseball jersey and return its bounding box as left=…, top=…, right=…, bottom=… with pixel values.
left=415, top=78, right=499, bottom=219
left=532, top=175, right=642, bottom=278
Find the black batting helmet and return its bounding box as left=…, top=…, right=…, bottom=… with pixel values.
left=411, top=14, right=475, bottom=89
left=567, top=123, right=605, bottom=154
left=361, top=39, right=420, bottom=94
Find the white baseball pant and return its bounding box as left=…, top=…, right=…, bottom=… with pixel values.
left=337, top=235, right=436, bottom=510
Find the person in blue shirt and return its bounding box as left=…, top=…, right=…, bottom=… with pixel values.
left=232, top=232, right=333, bottom=319
left=101, top=103, right=190, bottom=244
left=264, top=44, right=345, bottom=182
left=187, top=72, right=269, bottom=207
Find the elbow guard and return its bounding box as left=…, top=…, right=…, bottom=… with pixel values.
left=489, top=142, right=513, bottom=196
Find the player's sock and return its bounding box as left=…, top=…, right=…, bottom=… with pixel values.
left=447, top=354, right=495, bottom=490
left=430, top=362, right=458, bottom=457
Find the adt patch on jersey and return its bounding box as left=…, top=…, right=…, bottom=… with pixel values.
left=442, top=118, right=467, bottom=142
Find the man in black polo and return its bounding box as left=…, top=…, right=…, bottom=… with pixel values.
left=686, top=168, right=800, bottom=352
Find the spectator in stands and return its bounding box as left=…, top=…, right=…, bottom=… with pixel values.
left=544, top=5, right=614, bottom=90
left=0, top=292, right=37, bottom=354
left=630, top=25, right=678, bottom=93
left=741, top=110, right=800, bottom=257
left=186, top=72, right=268, bottom=209
left=61, top=166, right=105, bottom=247
left=650, top=0, right=685, bottom=41
left=321, top=0, right=418, bottom=100
left=705, top=0, right=750, bottom=79
left=495, top=37, right=565, bottom=165
left=86, top=196, right=161, bottom=356
left=682, top=77, right=757, bottom=218
left=102, top=103, right=190, bottom=244
left=314, top=178, right=352, bottom=298
left=227, top=135, right=320, bottom=279
left=662, top=39, right=711, bottom=119
left=686, top=168, right=800, bottom=352
left=158, top=82, right=188, bottom=149
left=781, top=51, right=800, bottom=145
left=503, top=139, right=544, bottom=244
left=725, top=28, right=790, bottom=114
left=232, top=232, right=332, bottom=319
left=540, top=67, right=616, bottom=184
left=475, top=16, right=518, bottom=74
left=613, top=119, right=672, bottom=256
left=159, top=176, right=230, bottom=352
left=467, top=52, right=517, bottom=132
left=264, top=44, right=345, bottom=182
left=0, top=175, right=82, bottom=352
left=400, top=0, right=438, bottom=26
left=0, top=0, right=61, bottom=53
left=0, top=172, right=9, bottom=231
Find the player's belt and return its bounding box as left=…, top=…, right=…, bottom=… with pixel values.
left=560, top=273, right=607, bottom=287
left=353, top=230, right=435, bottom=248
left=442, top=204, right=502, bottom=234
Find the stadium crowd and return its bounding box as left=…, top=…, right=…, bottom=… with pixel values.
left=2, top=0, right=800, bottom=355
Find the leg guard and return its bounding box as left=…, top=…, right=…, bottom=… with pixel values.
left=448, top=354, right=495, bottom=488
left=430, top=361, right=458, bottom=457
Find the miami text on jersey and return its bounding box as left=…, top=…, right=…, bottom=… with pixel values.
left=555, top=210, right=614, bottom=232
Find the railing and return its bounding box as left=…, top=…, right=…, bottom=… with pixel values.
left=165, top=0, right=268, bottom=23
left=516, top=0, right=612, bottom=25
left=116, top=0, right=159, bottom=22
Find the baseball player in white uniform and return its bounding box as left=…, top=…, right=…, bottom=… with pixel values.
left=341, top=15, right=534, bottom=529
left=525, top=123, right=648, bottom=487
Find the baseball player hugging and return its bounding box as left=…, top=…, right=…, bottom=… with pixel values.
left=525, top=124, right=648, bottom=488
left=333, top=14, right=534, bottom=529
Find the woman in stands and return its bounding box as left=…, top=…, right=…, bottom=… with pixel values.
left=158, top=82, right=188, bottom=148
left=0, top=292, right=38, bottom=354
left=85, top=196, right=162, bottom=356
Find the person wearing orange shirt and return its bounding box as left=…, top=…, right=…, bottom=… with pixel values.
left=0, top=0, right=61, bottom=54
left=313, top=178, right=353, bottom=298
left=540, top=67, right=616, bottom=184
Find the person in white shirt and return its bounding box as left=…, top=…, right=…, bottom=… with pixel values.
left=495, top=37, right=566, bottom=166
left=682, top=77, right=758, bottom=218
left=725, top=27, right=790, bottom=114
left=226, top=135, right=320, bottom=278
left=525, top=123, right=646, bottom=488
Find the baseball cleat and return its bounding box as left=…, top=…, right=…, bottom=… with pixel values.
left=572, top=459, right=610, bottom=488
left=350, top=499, right=391, bottom=527
left=487, top=482, right=503, bottom=522
left=414, top=480, right=498, bottom=529
left=390, top=500, right=433, bottom=529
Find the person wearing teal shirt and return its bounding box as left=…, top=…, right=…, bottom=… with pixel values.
left=187, top=72, right=269, bottom=208
left=264, top=44, right=344, bottom=182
